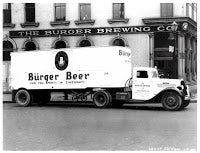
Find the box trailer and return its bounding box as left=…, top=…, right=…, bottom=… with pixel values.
left=11, top=46, right=190, bottom=111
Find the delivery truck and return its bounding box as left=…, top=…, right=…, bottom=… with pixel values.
left=11, top=46, right=190, bottom=111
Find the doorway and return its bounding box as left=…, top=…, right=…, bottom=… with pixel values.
left=154, top=60, right=173, bottom=78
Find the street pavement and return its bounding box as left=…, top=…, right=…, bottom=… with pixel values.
left=3, top=102, right=197, bottom=151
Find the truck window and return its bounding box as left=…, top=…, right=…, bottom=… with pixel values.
left=137, top=71, right=148, bottom=78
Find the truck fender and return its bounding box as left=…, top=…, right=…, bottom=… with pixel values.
left=152, top=87, right=184, bottom=102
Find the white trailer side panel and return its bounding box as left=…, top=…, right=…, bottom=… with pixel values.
left=11, top=46, right=131, bottom=90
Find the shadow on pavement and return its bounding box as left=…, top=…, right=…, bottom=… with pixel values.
left=27, top=101, right=177, bottom=111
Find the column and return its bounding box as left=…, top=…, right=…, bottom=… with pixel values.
left=148, top=32, right=154, bottom=67
left=177, top=32, right=185, bottom=80
left=191, top=38, right=197, bottom=81
left=195, top=40, right=197, bottom=80
left=186, top=35, right=192, bottom=82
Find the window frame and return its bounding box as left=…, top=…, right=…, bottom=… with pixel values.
left=136, top=71, right=149, bottom=78
left=55, top=3, right=66, bottom=22
left=160, top=3, right=173, bottom=17
left=186, top=3, right=197, bottom=21
left=79, top=3, right=91, bottom=21
left=25, top=3, right=35, bottom=23
left=75, top=3, right=95, bottom=25
left=113, top=3, right=125, bottom=20
left=3, top=3, right=11, bottom=24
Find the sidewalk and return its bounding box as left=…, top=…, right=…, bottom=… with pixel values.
left=189, top=84, right=197, bottom=103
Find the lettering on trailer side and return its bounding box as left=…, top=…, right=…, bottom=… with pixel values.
left=66, top=72, right=90, bottom=80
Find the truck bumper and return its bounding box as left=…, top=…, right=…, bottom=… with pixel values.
left=184, top=85, right=191, bottom=101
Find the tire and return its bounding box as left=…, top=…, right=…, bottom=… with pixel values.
left=93, top=91, right=112, bottom=108
left=15, top=89, right=32, bottom=106
left=182, top=100, right=190, bottom=108
left=161, top=91, right=183, bottom=111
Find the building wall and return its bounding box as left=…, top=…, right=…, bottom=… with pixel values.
left=3, top=1, right=197, bottom=93
left=4, top=2, right=190, bottom=50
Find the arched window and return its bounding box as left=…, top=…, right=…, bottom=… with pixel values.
left=79, top=39, right=91, bottom=47
left=55, top=40, right=67, bottom=49
left=3, top=41, right=13, bottom=61
left=25, top=41, right=36, bottom=51
left=112, top=38, right=125, bottom=47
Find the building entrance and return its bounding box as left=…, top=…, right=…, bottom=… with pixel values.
left=154, top=32, right=178, bottom=79
left=154, top=60, right=174, bottom=78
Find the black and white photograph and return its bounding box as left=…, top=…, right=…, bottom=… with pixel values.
left=2, top=0, right=198, bottom=151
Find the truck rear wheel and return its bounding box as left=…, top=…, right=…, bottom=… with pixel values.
left=161, top=92, right=182, bottom=111
left=93, top=91, right=112, bottom=108
left=15, top=89, right=32, bottom=106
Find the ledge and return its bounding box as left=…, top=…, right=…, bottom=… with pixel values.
left=74, top=19, right=95, bottom=25
left=50, top=21, right=70, bottom=26
left=20, top=22, right=40, bottom=28
left=107, top=18, right=129, bottom=24
left=3, top=23, right=15, bottom=28
left=142, top=17, right=197, bottom=27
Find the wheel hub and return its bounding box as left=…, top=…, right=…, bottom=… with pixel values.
left=19, top=93, right=27, bottom=103
left=167, top=97, right=176, bottom=106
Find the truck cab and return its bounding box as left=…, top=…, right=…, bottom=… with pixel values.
left=118, top=67, right=190, bottom=111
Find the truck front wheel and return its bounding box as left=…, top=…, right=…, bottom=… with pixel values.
left=93, top=91, right=112, bottom=108
left=15, top=89, right=32, bottom=106
left=161, top=92, right=183, bottom=111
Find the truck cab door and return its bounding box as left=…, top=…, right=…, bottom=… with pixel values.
left=132, top=70, right=153, bottom=101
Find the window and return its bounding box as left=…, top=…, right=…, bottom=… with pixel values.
left=80, top=3, right=91, bottom=21
left=113, top=3, right=124, bottom=19
left=75, top=3, right=95, bottom=25
left=3, top=41, right=13, bottom=61
left=3, top=3, right=11, bottom=24
left=160, top=3, right=173, bottom=17
left=55, top=3, right=66, bottom=21
left=79, top=40, right=91, bottom=47
left=50, top=3, right=69, bottom=26
left=108, top=3, right=128, bottom=24
left=25, top=41, right=36, bottom=51
left=25, top=3, right=35, bottom=23
left=137, top=71, right=148, bottom=78
left=186, top=3, right=197, bottom=21
left=55, top=41, right=67, bottom=49
left=112, top=38, right=125, bottom=47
